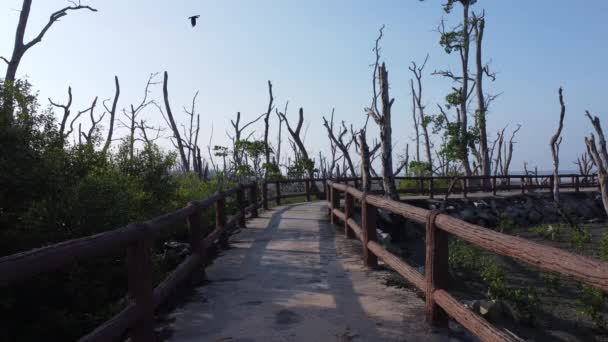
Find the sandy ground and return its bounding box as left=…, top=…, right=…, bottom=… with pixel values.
left=162, top=202, right=450, bottom=342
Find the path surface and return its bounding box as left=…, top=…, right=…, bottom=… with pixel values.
left=164, top=201, right=449, bottom=341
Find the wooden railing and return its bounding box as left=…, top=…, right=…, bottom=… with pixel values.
left=0, top=183, right=260, bottom=342
left=263, top=173, right=598, bottom=205
left=326, top=180, right=608, bottom=342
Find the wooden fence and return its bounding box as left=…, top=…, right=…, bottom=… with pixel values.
left=326, top=180, right=608, bottom=342
left=263, top=173, right=598, bottom=206
left=0, top=183, right=260, bottom=342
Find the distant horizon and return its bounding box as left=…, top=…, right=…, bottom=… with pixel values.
left=1, top=1, right=606, bottom=173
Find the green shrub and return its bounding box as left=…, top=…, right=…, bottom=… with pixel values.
left=571, top=228, right=591, bottom=250
left=579, top=285, right=607, bottom=329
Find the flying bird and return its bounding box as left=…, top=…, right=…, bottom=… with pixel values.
left=189, top=15, right=200, bottom=27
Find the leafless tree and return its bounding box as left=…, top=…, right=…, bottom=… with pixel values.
left=574, top=151, right=595, bottom=183
left=263, top=81, right=274, bottom=180
left=48, top=86, right=73, bottom=143
left=161, top=71, right=189, bottom=171
left=80, top=97, right=102, bottom=144
left=410, top=80, right=420, bottom=162
left=365, top=26, right=399, bottom=200
left=101, top=76, right=120, bottom=154
left=322, top=109, right=356, bottom=177
left=229, top=111, right=265, bottom=167
left=473, top=10, right=493, bottom=186
left=550, top=87, right=566, bottom=203
left=2, top=0, right=97, bottom=83
left=359, top=131, right=372, bottom=192
left=116, top=73, right=158, bottom=159
left=275, top=101, right=288, bottom=171
left=278, top=107, right=318, bottom=189
left=584, top=111, right=608, bottom=216
left=409, top=54, right=433, bottom=172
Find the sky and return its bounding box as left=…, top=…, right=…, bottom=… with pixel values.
left=1, top=0, right=607, bottom=172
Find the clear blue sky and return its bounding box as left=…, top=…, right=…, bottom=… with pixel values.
left=1, top=0, right=607, bottom=171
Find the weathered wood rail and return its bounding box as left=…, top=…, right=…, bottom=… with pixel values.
left=326, top=180, right=608, bottom=342
left=0, top=183, right=260, bottom=342
left=263, top=173, right=598, bottom=206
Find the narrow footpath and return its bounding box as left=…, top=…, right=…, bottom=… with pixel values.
left=164, top=201, right=449, bottom=342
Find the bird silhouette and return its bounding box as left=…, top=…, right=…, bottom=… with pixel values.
left=189, top=15, right=200, bottom=27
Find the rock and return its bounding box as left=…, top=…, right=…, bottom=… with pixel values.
left=461, top=209, right=478, bottom=222
left=527, top=210, right=543, bottom=224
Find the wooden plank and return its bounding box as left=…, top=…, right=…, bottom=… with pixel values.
left=0, top=223, right=147, bottom=285
left=361, top=196, right=378, bottom=268
left=344, top=192, right=355, bottom=239
left=346, top=218, right=363, bottom=241
left=125, top=237, right=155, bottom=342
left=78, top=304, right=138, bottom=342
left=237, top=186, right=246, bottom=227
left=367, top=241, right=425, bottom=291
left=216, top=196, right=228, bottom=249
left=435, top=214, right=608, bottom=292
left=433, top=290, right=516, bottom=342
left=425, top=211, right=448, bottom=328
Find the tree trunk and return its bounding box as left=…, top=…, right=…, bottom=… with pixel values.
left=475, top=16, right=491, bottom=186
left=162, top=71, right=189, bottom=171
left=460, top=2, right=473, bottom=177
left=378, top=63, right=399, bottom=200
left=550, top=88, right=566, bottom=203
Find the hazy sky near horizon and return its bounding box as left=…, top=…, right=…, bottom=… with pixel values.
left=1, top=1, right=607, bottom=171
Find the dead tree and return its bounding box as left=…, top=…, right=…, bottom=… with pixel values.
left=48, top=86, right=73, bottom=144
left=101, top=76, right=120, bottom=154
left=2, top=0, right=97, bottom=83
left=472, top=10, right=492, bottom=186
left=322, top=109, right=356, bottom=177
left=230, top=111, right=265, bottom=167
left=117, top=73, right=157, bottom=159
left=278, top=108, right=318, bottom=189
left=80, top=97, right=102, bottom=144
left=575, top=151, right=595, bottom=184
left=359, top=131, right=372, bottom=192
left=409, top=54, right=433, bottom=172
left=550, top=88, right=566, bottom=203
left=275, top=101, right=288, bottom=171
left=263, top=81, right=274, bottom=180
left=161, top=71, right=189, bottom=171
left=584, top=111, right=608, bottom=216
left=365, top=26, right=399, bottom=200
left=410, top=80, right=420, bottom=162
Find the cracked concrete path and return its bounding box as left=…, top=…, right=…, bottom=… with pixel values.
left=164, top=201, right=449, bottom=342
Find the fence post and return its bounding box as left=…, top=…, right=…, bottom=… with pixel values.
left=462, top=178, right=468, bottom=198
left=344, top=191, right=355, bottom=239
left=250, top=183, right=259, bottom=218
left=305, top=179, right=311, bottom=202
left=216, top=194, right=228, bottom=249
left=354, top=178, right=360, bottom=190
left=263, top=181, right=269, bottom=210
left=361, top=194, right=378, bottom=268
left=126, top=233, right=155, bottom=342
left=276, top=181, right=281, bottom=206
left=425, top=210, right=448, bottom=328
left=549, top=175, right=555, bottom=196
left=237, top=185, right=246, bottom=228
left=575, top=175, right=580, bottom=192
left=521, top=176, right=526, bottom=194
left=429, top=177, right=434, bottom=199
left=330, top=184, right=340, bottom=225
left=326, top=181, right=332, bottom=216
left=187, top=203, right=207, bottom=283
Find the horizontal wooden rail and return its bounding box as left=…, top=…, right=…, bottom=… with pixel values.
left=326, top=179, right=608, bottom=342
left=0, top=182, right=260, bottom=342
left=265, top=173, right=598, bottom=207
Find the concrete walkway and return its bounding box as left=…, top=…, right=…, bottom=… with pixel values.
left=164, top=201, right=448, bottom=342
